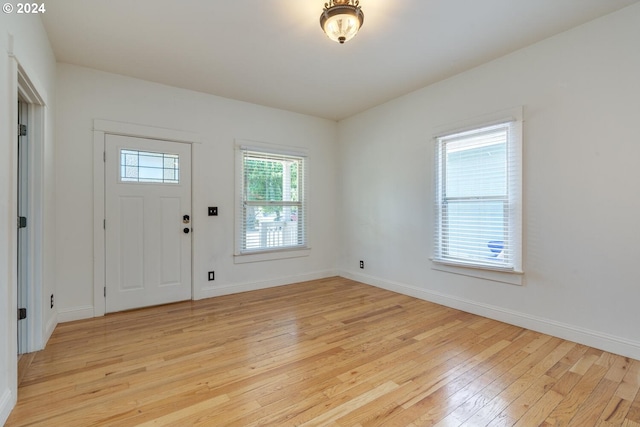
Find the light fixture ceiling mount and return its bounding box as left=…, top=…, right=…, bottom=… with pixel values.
left=320, top=0, right=364, bottom=44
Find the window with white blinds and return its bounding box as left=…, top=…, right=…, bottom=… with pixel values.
left=434, top=120, right=522, bottom=271
left=236, top=146, right=307, bottom=254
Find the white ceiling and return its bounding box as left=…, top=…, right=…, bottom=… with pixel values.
left=42, top=0, right=639, bottom=121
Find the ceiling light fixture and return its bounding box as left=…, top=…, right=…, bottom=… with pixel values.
left=320, top=0, right=364, bottom=44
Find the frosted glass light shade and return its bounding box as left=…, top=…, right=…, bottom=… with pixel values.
left=320, top=2, right=364, bottom=44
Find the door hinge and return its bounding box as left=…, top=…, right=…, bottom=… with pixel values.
left=18, top=124, right=27, bottom=137
left=103, top=151, right=106, bottom=162
left=103, top=219, right=106, bottom=229
left=18, top=308, right=27, bottom=320
left=18, top=216, right=27, bottom=229
left=104, top=287, right=106, bottom=297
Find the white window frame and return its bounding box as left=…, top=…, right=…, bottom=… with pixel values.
left=432, top=108, right=523, bottom=284
left=234, top=140, right=309, bottom=264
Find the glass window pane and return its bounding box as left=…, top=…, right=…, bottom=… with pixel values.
left=241, top=149, right=306, bottom=253
left=122, top=166, right=139, bottom=181
left=244, top=157, right=284, bottom=202
left=163, top=168, right=177, bottom=181
left=138, top=152, right=163, bottom=168
left=286, top=161, right=300, bottom=202
left=123, top=151, right=138, bottom=166
left=444, top=200, right=505, bottom=262
left=445, top=132, right=507, bottom=198
left=243, top=204, right=301, bottom=251
left=138, top=166, right=163, bottom=182
left=164, top=156, right=178, bottom=169
left=119, top=149, right=179, bottom=184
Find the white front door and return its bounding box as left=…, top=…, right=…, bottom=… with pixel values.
left=105, top=134, right=192, bottom=313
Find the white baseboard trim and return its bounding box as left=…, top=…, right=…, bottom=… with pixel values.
left=44, top=311, right=58, bottom=345
left=340, top=270, right=640, bottom=360
left=0, top=388, right=16, bottom=427
left=197, top=270, right=338, bottom=300
left=59, top=271, right=337, bottom=322
left=57, top=305, right=95, bottom=323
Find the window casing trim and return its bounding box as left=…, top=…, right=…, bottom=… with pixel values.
left=234, top=140, right=309, bottom=260
left=430, top=259, right=524, bottom=286
left=430, top=257, right=523, bottom=274
left=432, top=107, right=523, bottom=278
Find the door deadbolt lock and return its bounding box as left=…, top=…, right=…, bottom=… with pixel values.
left=183, top=214, right=190, bottom=224
left=183, top=227, right=190, bottom=234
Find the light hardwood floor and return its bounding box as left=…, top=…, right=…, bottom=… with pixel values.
left=7, top=277, right=640, bottom=426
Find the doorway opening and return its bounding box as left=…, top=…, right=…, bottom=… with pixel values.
left=92, top=120, right=200, bottom=317
left=15, top=64, right=47, bottom=355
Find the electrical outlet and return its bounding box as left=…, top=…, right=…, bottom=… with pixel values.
left=360, top=260, right=364, bottom=269
left=50, top=294, right=54, bottom=309
left=208, top=271, right=215, bottom=281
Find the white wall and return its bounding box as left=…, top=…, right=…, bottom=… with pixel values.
left=338, top=4, right=640, bottom=359
left=55, top=64, right=339, bottom=321
left=0, top=14, right=56, bottom=425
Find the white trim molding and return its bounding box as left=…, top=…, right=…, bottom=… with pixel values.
left=57, top=306, right=94, bottom=323
left=0, top=388, right=15, bottom=427
left=234, top=248, right=311, bottom=264
left=340, top=270, right=640, bottom=360
left=44, top=311, right=58, bottom=342
left=197, top=269, right=336, bottom=300
left=18, top=66, right=48, bottom=352
left=94, top=120, right=202, bottom=144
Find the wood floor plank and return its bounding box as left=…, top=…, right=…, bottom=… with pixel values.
left=6, top=277, right=640, bottom=427
left=593, top=358, right=640, bottom=426
left=497, top=373, right=558, bottom=423
left=513, top=387, right=564, bottom=427
left=566, top=377, right=619, bottom=427
left=544, top=359, right=609, bottom=426
left=459, top=338, right=573, bottom=426
left=396, top=332, right=536, bottom=426
left=623, top=375, right=640, bottom=424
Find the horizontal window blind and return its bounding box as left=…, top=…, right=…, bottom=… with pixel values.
left=237, top=147, right=307, bottom=254
left=434, top=121, right=522, bottom=271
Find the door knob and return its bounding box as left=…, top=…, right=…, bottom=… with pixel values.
left=183, top=227, right=190, bottom=234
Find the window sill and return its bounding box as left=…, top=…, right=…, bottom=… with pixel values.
left=234, top=247, right=310, bottom=264
left=431, top=258, right=524, bottom=286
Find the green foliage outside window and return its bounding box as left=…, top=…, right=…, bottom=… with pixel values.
left=244, top=157, right=299, bottom=227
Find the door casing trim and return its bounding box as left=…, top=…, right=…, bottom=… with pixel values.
left=92, top=120, right=201, bottom=317
left=16, top=61, right=47, bottom=353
